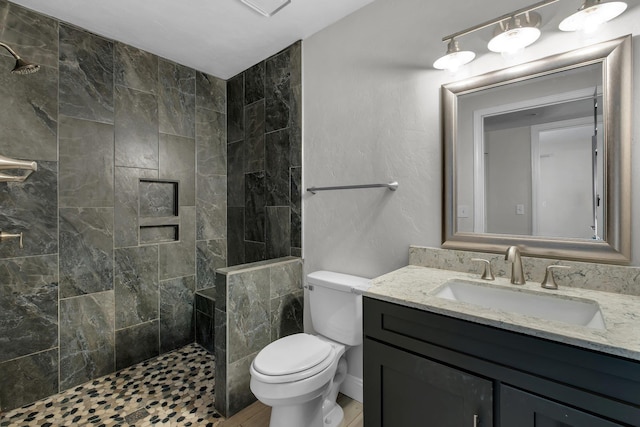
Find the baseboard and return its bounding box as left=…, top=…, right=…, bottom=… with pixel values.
left=339, top=374, right=363, bottom=403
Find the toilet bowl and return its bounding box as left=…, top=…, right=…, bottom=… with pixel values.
left=249, top=271, right=370, bottom=427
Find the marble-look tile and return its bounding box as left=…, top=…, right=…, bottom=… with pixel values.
left=158, top=59, right=195, bottom=138
left=139, top=225, right=178, bottom=244
left=59, top=208, right=114, bottom=298
left=266, top=207, right=290, bottom=260
left=215, top=273, right=227, bottom=312
left=197, top=108, right=227, bottom=176
left=159, top=133, right=195, bottom=206
left=290, top=247, right=302, bottom=258
left=288, top=41, right=302, bottom=88
left=270, top=291, right=303, bottom=342
left=196, top=310, right=214, bottom=353
left=115, top=320, right=160, bottom=370
left=0, top=56, right=58, bottom=161
left=214, top=307, right=227, bottom=416
left=59, top=24, right=113, bottom=123
left=227, top=74, right=244, bottom=143
left=195, top=289, right=215, bottom=316
left=196, top=71, right=226, bottom=113
left=227, top=268, right=270, bottom=363
left=227, top=353, right=257, bottom=416
left=291, top=166, right=302, bottom=249
left=159, top=207, right=195, bottom=280
left=290, top=83, right=302, bottom=168
left=269, top=259, right=302, bottom=300
left=197, top=173, right=226, bottom=241
left=0, top=348, right=58, bottom=412
left=244, top=62, right=265, bottom=105
left=160, top=275, right=195, bottom=353
left=0, top=0, right=59, bottom=68
left=0, top=255, right=58, bottom=362
left=114, top=167, right=158, bottom=248
left=139, top=180, right=178, bottom=217
left=245, top=171, right=265, bottom=242
left=114, top=42, right=158, bottom=93
left=115, top=85, right=158, bottom=169
left=59, top=291, right=115, bottom=391
left=226, top=207, right=245, bottom=267
left=244, top=101, right=265, bottom=173
left=0, top=161, right=58, bottom=258
left=227, top=140, right=245, bottom=208
left=115, top=245, right=159, bottom=329
left=58, top=116, right=114, bottom=208
left=265, top=50, right=290, bottom=133
left=245, top=241, right=266, bottom=264
left=265, top=129, right=290, bottom=206
left=197, top=239, right=227, bottom=290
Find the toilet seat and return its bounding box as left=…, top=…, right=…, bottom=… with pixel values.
left=252, top=334, right=337, bottom=384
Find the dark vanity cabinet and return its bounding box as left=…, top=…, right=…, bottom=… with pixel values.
left=363, top=297, right=640, bottom=427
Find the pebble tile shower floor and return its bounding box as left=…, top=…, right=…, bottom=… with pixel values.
left=0, top=344, right=222, bottom=427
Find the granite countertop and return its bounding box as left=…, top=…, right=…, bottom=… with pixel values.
left=365, top=265, right=640, bottom=361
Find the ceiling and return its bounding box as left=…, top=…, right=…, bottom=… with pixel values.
left=10, top=0, right=375, bottom=79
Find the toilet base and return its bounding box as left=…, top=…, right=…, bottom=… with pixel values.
left=269, top=396, right=324, bottom=427
left=323, top=403, right=344, bottom=427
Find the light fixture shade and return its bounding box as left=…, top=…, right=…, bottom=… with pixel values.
left=488, top=13, right=541, bottom=54
left=433, top=39, right=476, bottom=71
left=559, top=0, right=627, bottom=32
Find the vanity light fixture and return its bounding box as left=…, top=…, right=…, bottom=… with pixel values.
left=487, top=12, right=542, bottom=54
left=559, top=0, right=627, bottom=32
left=433, top=39, right=476, bottom=71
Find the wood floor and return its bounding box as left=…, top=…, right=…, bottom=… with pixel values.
left=216, top=394, right=363, bottom=427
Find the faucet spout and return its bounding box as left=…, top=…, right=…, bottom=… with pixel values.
left=505, top=246, right=525, bottom=285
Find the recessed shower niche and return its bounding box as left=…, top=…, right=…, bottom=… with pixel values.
left=139, top=179, right=180, bottom=244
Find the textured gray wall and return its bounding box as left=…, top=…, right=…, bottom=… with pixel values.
left=0, top=0, right=226, bottom=412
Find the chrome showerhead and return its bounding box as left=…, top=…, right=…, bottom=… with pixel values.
left=0, top=41, right=40, bottom=75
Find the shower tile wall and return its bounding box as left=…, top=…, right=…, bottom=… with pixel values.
left=0, top=0, right=227, bottom=412
left=226, top=42, right=302, bottom=266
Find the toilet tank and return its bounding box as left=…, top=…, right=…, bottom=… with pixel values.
left=307, top=271, right=371, bottom=346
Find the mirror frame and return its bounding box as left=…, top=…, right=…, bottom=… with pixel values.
left=442, top=35, right=631, bottom=264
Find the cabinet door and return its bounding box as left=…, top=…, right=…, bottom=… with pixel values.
left=364, top=338, right=493, bottom=427
left=500, top=385, right=626, bottom=427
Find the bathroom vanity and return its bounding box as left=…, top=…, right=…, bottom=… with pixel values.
left=363, top=266, right=640, bottom=427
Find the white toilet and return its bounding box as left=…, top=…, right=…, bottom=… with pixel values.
left=249, top=270, right=370, bottom=427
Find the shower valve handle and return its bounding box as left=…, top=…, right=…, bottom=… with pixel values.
left=0, top=231, right=23, bottom=249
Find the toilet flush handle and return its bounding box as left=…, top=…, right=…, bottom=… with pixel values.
left=303, top=284, right=314, bottom=291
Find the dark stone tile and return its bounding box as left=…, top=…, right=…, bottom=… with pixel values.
left=114, top=42, right=158, bottom=93
left=215, top=273, right=227, bottom=312
left=244, top=62, right=264, bottom=105
left=197, top=239, right=226, bottom=290
left=245, top=171, right=265, bottom=242
left=290, top=83, right=302, bottom=168
left=139, top=226, right=178, bottom=244
left=265, top=129, right=290, bottom=206
left=245, top=241, right=266, bottom=264
left=265, top=50, right=290, bottom=133
left=196, top=71, right=226, bottom=113
left=115, top=320, right=159, bottom=370
left=160, top=276, right=195, bottom=353
left=158, top=59, right=195, bottom=138
left=0, top=348, right=58, bottom=412
left=58, top=116, right=114, bottom=208
left=195, top=291, right=215, bottom=316
left=226, top=207, right=245, bottom=267
left=0, top=255, right=58, bottom=362
left=59, top=208, right=114, bottom=298
left=227, top=74, right=244, bottom=143
left=291, top=166, right=302, bottom=249
left=195, top=311, right=214, bottom=354
left=228, top=354, right=257, bottom=416
left=197, top=108, right=227, bottom=176
left=197, top=173, right=226, bottom=241
left=159, top=207, right=195, bottom=280
left=289, top=41, right=302, bottom=88
left=0, top=1, right=59, bottom=68
left=59, top=24, right=114, bottom=123
left=244, top=101, right=265, bottom=173
left=115, top=85, right=158, bottom=169
left=0, top=55, right=58, bottom=161
left=60, top=291, right=115, bottom=390
left=115, top=245, right=159, bottom=329
left=290, top=247, right=302, bottom=257
left=139, top=180, right=178, bottom=217
left=270, top=292, right=303, bottom=342
left=227, top=140, right=245, bottom=208
left=114, top=167, right=158, bottom=248
left=266, top=207, right=290, bottom=259
left=159, top=133, right=195, bottom=206
left=0, top=160, right=58, bottom=258
left=214, top=308, right=227, bottom=416
left=269, top=259, right=302, bottom=299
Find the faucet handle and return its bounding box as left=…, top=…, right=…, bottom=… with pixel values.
left=0, top=231, right=23, bottom=249
left=471, top=258, right=495, bottom=280
left=541, top=265, right=570, bottom=290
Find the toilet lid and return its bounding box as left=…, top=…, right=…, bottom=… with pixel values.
left=253, top=334, right=333, bottom=376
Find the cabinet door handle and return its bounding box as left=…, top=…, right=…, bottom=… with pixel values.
left=473, top=414, right=479, bottom=427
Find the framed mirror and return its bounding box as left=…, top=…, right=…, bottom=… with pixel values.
left=442, top=35, right=631, bottom=263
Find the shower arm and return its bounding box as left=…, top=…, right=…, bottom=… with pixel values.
left=0, top=41, right=21, bottom=60
left=0, top=154, right=38, bottom=183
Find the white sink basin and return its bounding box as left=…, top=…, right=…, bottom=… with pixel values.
left=434, top=280, right=606, bottom=330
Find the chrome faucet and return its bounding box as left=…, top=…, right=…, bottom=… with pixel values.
left=505, top=246, right=525, bottom=285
